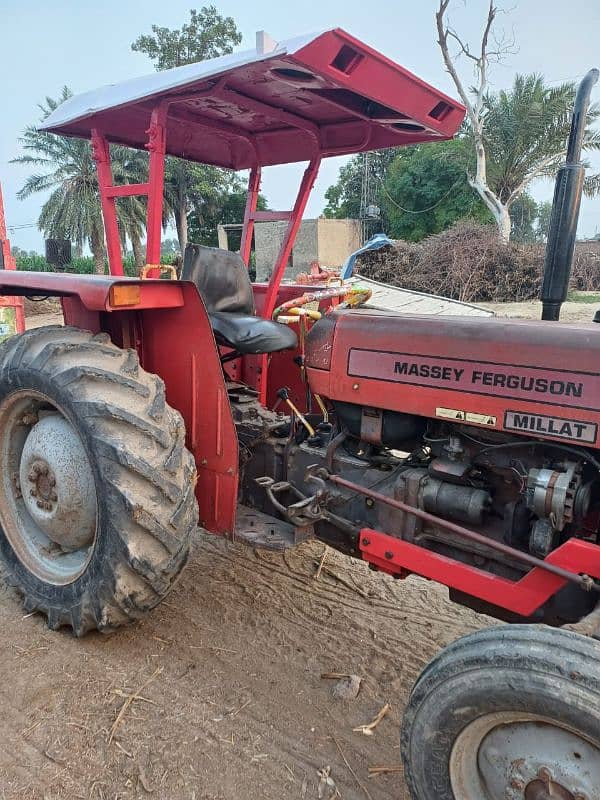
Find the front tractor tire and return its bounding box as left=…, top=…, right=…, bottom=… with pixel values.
left=401, top=625, right=600, bottom=800
left=0, top=326, right=198, bottom=635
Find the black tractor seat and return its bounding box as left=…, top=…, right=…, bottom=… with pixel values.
left=209, top=311, right=297, bottom=354
left=182, top=244, right=298, bottom=355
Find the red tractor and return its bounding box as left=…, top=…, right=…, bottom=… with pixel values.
left=0, top=29, right=599, bottom=800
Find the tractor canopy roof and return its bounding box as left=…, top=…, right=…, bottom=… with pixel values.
left=40, top=29, right=465, bottom=170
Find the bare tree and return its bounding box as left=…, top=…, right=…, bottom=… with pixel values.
left=436, top=0, right=514, bottom=241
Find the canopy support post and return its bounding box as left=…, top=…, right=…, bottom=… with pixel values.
left=254, top=155, right=321, bottom=405
left=145, top=103, right=168, bottom=273
left=92, top=104, right=168, bottom=279
left=91, top=129, right=124, bottom=276
left=262, top=155, right=321, bottom=321
left=240, top=166, right=261, bottom=267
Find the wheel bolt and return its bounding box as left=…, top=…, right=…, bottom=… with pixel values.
left=36, top=500, right=44, bottom=509
left=538, top=767, right=552, bottom=784
left=30, top=488, right=37, bottom=497
left=44, top=501, right=52, bottom=511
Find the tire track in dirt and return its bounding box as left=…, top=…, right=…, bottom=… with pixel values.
left=0, top=532, right=492, bottom=799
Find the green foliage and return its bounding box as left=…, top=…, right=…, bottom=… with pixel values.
left=162, top=157, right=245, bottom=250
left=382, top=140, right=491, bottom=241
left=323, top=149, right=398, bottom=221
left=11, top=88, right=148, bottom=272
left=508, top=196, right=555, bottom=243
left=534, top=201, right=553, bottom=242
left=15, top=252, right=178, bottom=277
left=508, top=193, right=538, bottom=242
left=131, top=7, right=241, bottom=69
left=188, top=189, right=267, bottom=248
left=12, top=88, right=104, bottom=266
left=323, top=140, right=491, bottom=242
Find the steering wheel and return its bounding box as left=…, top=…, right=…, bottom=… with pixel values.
left=273, top=285, right=372, bottom=324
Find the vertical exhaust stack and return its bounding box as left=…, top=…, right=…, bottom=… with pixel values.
left=541, top=68, right=599, bottom=321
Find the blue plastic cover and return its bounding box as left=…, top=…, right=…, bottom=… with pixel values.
left=340, top=233, right=394, bottom=280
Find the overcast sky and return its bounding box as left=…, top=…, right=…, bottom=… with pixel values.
left=2, top=0, right=600, bottom=252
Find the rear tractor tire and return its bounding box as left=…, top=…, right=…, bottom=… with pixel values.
left=0, top=326, right=198, bottom=635
left=401, top=625, right=600, bottom=800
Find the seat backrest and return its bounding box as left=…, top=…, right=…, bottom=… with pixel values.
left=182, top=244, right=255, bottom=315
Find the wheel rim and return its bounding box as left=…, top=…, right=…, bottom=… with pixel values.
left=0, top=390, right=98, bottom=585
left=450, top=712, right=600, bottom=800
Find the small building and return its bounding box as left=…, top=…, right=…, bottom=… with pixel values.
left=219, top=218, right=361, bottom=282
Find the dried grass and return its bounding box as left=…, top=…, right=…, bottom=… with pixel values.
left=357, top=221, right=600, bottom=303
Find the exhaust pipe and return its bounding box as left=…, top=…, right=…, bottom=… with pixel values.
left=540, top=68, right=599, bottom=321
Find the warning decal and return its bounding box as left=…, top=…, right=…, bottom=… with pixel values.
left=436, top=408, right=497, bottom=426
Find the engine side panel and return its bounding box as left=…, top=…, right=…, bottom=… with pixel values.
left=305, top=311, right=600, bottom=448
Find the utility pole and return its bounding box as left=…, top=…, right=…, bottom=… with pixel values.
left=359, top=152, right=382, bottom=245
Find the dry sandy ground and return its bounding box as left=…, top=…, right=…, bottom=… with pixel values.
left=482, top=296, right=600, bottom=322
left=0, top=539, right=488, bottom=800
left=0, top=297, right=593, bottom=800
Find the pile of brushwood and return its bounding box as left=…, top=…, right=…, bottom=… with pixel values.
left=356, top=221, right=600, bottom=303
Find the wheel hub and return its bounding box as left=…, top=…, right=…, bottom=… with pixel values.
left=27, top=459, right=58, bottom=510
left=19, top=414, right=97, bottom=552
left=524, top=776, right=575, bottom=800
left=451, top=715, right=599, bottom=800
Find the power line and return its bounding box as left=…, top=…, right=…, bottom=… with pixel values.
left=382, top=176, right=465, bottom=214
left=6, top=222, right=38, bottom=231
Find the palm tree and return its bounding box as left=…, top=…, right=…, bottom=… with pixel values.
left=482, top=75, right=600, bottom=213
left=12, top=88, right=147, bottom=273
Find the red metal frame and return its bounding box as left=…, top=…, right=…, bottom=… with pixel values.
left=359, top=528, right=600, bottom=617
left=91, top=102, right=168, bottom=277
left=139, top=283, right=238, bottom=534
left=89, top=83, right=323, bottom=408
left=77, top=28, right=465, bottom=335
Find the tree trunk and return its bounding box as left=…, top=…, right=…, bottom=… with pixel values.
left=89, top=225, right=106, bottom=275
left=469, top=168, right=512, bottom=243
left=130, top=232, right=145, bottom=270
left=497, top=205, right=512, bottom=243
left=175, top=203, right=188, bottom=254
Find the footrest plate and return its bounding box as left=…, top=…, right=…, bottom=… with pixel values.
left=234, top=505, right=309, bottom=550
